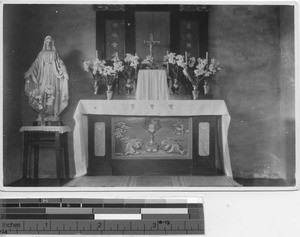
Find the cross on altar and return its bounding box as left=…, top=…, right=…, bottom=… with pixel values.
left=144, top=33, right=160, bottom=57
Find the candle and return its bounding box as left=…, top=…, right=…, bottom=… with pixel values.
left=206, top=52, right=208, bottom=60
left=96, top=50, right=98, bottom=59
left=185, top=51, right=188, bottom=62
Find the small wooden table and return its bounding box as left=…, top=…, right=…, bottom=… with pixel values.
left=20, top=126, right=70, bottom=180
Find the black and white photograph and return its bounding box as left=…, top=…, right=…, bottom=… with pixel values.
left=1, top=2, right=297, bottom=189
left=1, top=1, right=299, bottom=236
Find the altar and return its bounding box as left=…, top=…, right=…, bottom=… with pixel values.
left=73, top=100, right=232, bottom=178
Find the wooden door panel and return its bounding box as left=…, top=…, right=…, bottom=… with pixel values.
left=180, top=20, right=199, bottom=58
left=135, top=11, right=170, bottom=63
left=105, top=19, right=126, bottom=59
left=151, top=12, right=170, bottom=63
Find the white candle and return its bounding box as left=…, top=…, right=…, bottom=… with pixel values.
left=185, top=51, right=188, bottom=62
left=167, top=50, right=169, bottom=55
left=96, top=50, right=98, bottom=59
left=206, top=52, right=208, bottom=60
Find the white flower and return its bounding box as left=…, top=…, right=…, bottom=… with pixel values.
left=124, top=53, right=139, bottom=69
left=194, top=62, right=206, bottom=77
left=83, top=60, right=91, bottom=72
left=37, top=103, right=43, bottom=110
left=209, top=58, right=221, bottom=75
left=188, top=57, right=196, bottom=67
left=142, top=55, right=153, bottom=65
left=113, top=61, right=124, bottom=72
left=168, top=53, right=176, bottom=64
left=174, top=54, right=186, bottom=68
left=124, top=53, right=134, bottom=63
left=193, top=57, right=222, bottom=78
left=112, top=52, right=120, bottom=63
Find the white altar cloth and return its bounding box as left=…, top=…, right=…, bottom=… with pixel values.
left=135, top=70, right=169, bottom=100
left=73, top=100, right=232, bottom=177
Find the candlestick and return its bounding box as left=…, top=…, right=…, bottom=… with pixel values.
left=185, top=51, right=188, bottom=62
left=166, top=50, right=169, bottom=75
left=206, top=52, right=208, bottom=60
left=167, top=63, right=169, bottom=75
left=96, top=50, right=98, bottom=59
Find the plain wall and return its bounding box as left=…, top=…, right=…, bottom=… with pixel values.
left=210, top=5, right=294, bottom=180
left=2, top=4, right=295, bottom=183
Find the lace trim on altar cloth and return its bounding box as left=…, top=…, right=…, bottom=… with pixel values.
left=20, top=126, right=71, bottom=134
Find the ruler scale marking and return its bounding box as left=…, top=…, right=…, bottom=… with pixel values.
left=0, top=198, right=204, bottom=235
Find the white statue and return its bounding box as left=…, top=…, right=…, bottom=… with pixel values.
left=24, top=35, right=69, bottom=122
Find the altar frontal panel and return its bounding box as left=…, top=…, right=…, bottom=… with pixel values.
left=111, top=117, right=192, bottom=160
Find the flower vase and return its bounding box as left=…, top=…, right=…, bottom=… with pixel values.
left=93, top=81, right=99, bottom=95
left=172, top=79, right=180, bottom=95
left=126, top=79, right=133, bottom=95
left=37, top=113, right=46, bottom=126
left=192, top=85, right=199, bottom=100
left=126, top=84, right=133, bottom=95
left=203, top=80, right=210, bottom=95
left=106, top=85, right=113, bottom=100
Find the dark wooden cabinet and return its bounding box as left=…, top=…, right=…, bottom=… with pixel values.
left=96, top=5, right=208, bottom=59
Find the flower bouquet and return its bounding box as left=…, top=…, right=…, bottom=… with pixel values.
left=27, top=85, right=55, bottom=123
left=122, top=53, right=140, bottom=95
left=141, top=55, right=157, bottom=69
left=163, top=52, right=186, bottom=95
left=83, top=53, right=124, bottom=98
left=83, top=58, right=106, bottom=94
left=183, top=57, right=221, bottom=99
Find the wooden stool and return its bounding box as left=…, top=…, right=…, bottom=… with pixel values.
left=20, top=126, right=70, bottom=180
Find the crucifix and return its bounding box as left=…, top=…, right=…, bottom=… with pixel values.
left=144, top=33, right=160, bottom=57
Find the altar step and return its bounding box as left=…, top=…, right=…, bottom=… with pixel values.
left=64, top=176, right=241, bottom=187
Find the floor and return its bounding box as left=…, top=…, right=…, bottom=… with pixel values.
left=234, top=177, right=289, bottom=187
left=8, top=176, right=291, bottom=187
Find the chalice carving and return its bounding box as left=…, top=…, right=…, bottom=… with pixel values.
left=145, top=122, right=159, bottom=152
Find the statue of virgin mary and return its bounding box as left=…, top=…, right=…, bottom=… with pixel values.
left=24, top=35, right=69, bottom=122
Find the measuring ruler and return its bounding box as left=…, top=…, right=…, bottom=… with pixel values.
left=0, top=198, right=204, bottom=235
